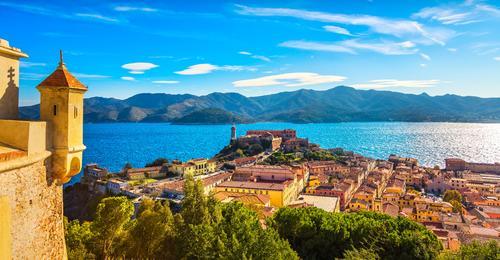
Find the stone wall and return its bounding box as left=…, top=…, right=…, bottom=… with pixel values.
left=0, top=158, right=65, bottom=259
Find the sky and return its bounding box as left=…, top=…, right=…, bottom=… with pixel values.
left=1, top=0, right=500, bottom=106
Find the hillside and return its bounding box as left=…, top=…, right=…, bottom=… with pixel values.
left=19, top=86, right=500, bottom=123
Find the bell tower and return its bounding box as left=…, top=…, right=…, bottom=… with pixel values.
left=37, top=51, right=87, bottom=184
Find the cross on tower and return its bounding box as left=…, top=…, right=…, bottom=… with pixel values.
left=7, top=67, right=15, bottom=82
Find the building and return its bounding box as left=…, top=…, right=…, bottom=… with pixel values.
left=246, top=129, right=296, bottom=141
left=215, top=180, right=297, bottom=207
left=0, top=39, right=86, bottom=259
left=290, top=194, right=340, bottom=212
left=170, top=158, right=217, bottom=176
left=446, top=158, right=500, bottom=174
left=154, top=172, right=232, bottom=200
left=125, top=165, right=167, bottom=180
left=214, top=191, right=271, bottom=207
left=107, top=179, right=129, bottom=195
left=230, top=124, right=236, bottom=143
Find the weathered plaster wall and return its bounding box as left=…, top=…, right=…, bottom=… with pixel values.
left=0, top=158, right=66, bottom=259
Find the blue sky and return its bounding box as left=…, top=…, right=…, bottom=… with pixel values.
left=1, top=0, right=500, bottom=105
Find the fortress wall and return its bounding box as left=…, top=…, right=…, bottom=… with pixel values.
left=0, top=158, right=65, bottom=259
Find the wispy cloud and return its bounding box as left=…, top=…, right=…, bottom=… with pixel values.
left=323, top=25, right=354, bottom=36
left=73, top=73, right=111, bottom=79
left=235, top=4, right=454, bottom=46
left=175, top=63, right=256, bottom=75
left=413, top=1, right=500, bottom=25
left=75, top=13, right=120, bottom=23
left=494, top=57, right=500, bottom=61
left=20, top=61, right=46, bottom=68
left=114, top=6, right=157, bottom=12
left=121, top=76, right=135, bottom=81
left=238, top=51, right=271, bottom=62
left=233, top=72, right=346, bottom=87
left=280, top=39, right=418, bottom=55
left=0, top=2, right=123, bottom=23
left=352, top=79, right=443, bottom=89
left=152, top=80, right=179, bottom=84
left=20, top=72, right=46, bottom=81
left=122, top=62, right=159, bottom=74
left=420, top=53, right=431, bottom=61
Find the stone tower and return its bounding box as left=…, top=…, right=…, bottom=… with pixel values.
left=231, top=123, right=237, bottom=143
left=0, top=39, right=28, bottom=119
left=37, top=51, right=87, bottom=184
left=0, top=39, right=86, bottom=259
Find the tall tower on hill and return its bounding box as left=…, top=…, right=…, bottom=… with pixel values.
left=37, top=51, right=87, bottom=184
left=231, top=123, right=237, bottom=143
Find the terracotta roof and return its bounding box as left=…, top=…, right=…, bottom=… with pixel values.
left=37, top=56, right=87, bottom=90
left=217, top=181, right=285, bottom=191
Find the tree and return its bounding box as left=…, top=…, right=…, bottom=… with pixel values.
left=123, top=162, right=133, bottom=170
left=271, top=207, right=442, bottom=260
left=450, top=200, right=463, bottom=213
left=439, top=240, right=499, bottom=260
left=443, top=190, right=462, bottom=203
left=91, top=196, right=134, bottom=258
left=145, top=157, right=168, bottom=167
left=248, top=143, right=264, bottom=155
left=64, top=217, right=95, bottom=260
left=125, top=198, right=174, bottom=258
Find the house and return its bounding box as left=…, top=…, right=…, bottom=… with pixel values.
left=107, top=179, right=129, bottom=195
left=170, top=158, right=217, bottom=176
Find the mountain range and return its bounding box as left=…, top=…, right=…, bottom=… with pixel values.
left=19, top=86, right=500, bottom=124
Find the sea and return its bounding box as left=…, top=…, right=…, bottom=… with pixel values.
left=70, top=122, right=500, bottom=185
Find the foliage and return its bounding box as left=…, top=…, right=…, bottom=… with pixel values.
left=265, top=151, right=302, bottom=165
left=248, top=143, right=264, bottom=155
left=303, top=150, right=338, bottom=161
left=443, top=190, right=462, bottom=203
left=65, top=174, right=297, bottom=260
left=145, top=157, right=168, bottom=167
left=123, top=162, right=133, bottom=170
left=450, top=200, right=463, bottom=213
left=439, top=240, right=499, bottom=260
left=270, top=207, right=443, bottom=260
left=91, top=196, right=134, bottom=258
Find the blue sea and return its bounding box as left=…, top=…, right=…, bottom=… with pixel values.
left=71, top=122, right=500, bottom=185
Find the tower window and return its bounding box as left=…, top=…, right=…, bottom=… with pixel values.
left=53, top=105, right=57, bottom=116
left=74, top=107, right=78, bottom=118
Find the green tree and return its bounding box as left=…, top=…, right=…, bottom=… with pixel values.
left=450, top=200, right=463, bottom=213
left=344, top=248, right=380, bottom=260
left=64, top=217, right=95, bottom=260
left=443, top=190, right=462, bottom=203
left=125, top=198, right=174, bottom=258
left=439, top=240, right=499, bottom=260
left=91, top=196, right=134, bottom=258
left=248, top=143, right=264, bottom=155
left=124, top=162, right=133, bottom=169
left=145, top=157, right=168, bottom=167
left=271, top=207, right=442, bottom=260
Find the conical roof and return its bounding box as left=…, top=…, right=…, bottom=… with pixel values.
left=37, top=51, right=87, bottom=90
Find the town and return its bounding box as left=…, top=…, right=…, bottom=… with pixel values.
left=79, top=126, right=500, bottom=251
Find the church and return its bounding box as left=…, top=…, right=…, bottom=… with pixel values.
left=0, top=38, right=86, bottom=259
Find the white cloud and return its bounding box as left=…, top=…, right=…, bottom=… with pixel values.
left=75, top=13, right=120, bottom=23
left=494, top=57, right=500, bottom=61
left=121, top=62, right=159, bottom=74
left=323, top=25, right=354, bottom=36
left=280, top=41, right=355, bottom=54
left=114, top=6, right=157, bottom=12
left=352, top=79, right=442, bottom=89
left=20, top=72, right=46, bottom=81
left=413, top=1, right=500, bottom=25
left=121, top=76, right=135, bottom=81
left=448, top=48, right=458, bottom=52
left=233, top=72, right=346, bottom=87
left=175, top=64, right=218, bottom=75
left=175, top=63, right=256, bottom=75
left=280, top=40, right=418, bottom=55
left=235, top=4, right=454, bottom=45
left=20, top=61, right=46, bottom=68
left=420, top=63, right=427, bottom=67
left=152, top=80, right=179, bottom=84
left=420, top=53, right=431, bottom=61
left=238, top=51, right=271, bottom=62
left=73, top=73, right=111, bottom=79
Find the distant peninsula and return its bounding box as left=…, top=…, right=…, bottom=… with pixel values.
left=20, top=86, right=500, bottom=124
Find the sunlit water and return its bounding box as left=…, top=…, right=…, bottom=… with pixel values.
left=71, top=122, right=500, bottom=185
